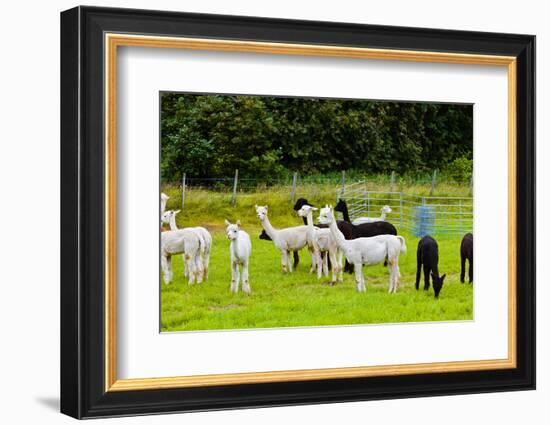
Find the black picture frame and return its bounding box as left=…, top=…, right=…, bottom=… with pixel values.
left=60, top=5, right=535, bottom=419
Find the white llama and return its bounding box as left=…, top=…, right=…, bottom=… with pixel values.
left=255, top=205, right=310, bottom=273
left=160, top=228, right=204, bottom=285
left=352, top=205, right=392, bottom=225
left=319, top=205, right=406, bottom=293
left=160, top=192, right=170, bottom=216
left=224, top=220, right=252, bottom=294
left=161, top=209, right=212, bottom=281
left=297, top=205, right=343, bottom=284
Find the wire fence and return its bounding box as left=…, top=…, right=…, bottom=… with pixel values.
left=337, top=181, right=473, bottom=236
left=162, top=172, right=473, bottom=235
left=163, top=170, right=472, bottom=197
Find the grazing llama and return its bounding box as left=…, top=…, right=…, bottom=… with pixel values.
left=415, top=235, right=446, bottom=298
left=161, top=209, right=212, bottom=282
left=255, top=205, right=310, bottom=273
left=352, top=205, right=392, bottom=225
left=297, top=205, right=343, bottom=284
left=319, top=205, right=406, bottom=293
left=161, top=228, right=203, bottom=285
left=225, top=220, right=252, bottom=294
left=460, top=233, right=473, bottom=284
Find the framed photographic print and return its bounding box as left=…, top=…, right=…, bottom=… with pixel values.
left=60, top=6, right=535, bottom=419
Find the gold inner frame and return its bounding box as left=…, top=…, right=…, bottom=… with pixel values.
left=104, top=33, right=517, bottom=392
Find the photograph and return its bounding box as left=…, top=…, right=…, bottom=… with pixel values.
left=159, top=93, right=474, bottom=332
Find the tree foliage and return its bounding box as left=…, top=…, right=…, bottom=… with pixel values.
left=161, top=93, right=472, bottom=180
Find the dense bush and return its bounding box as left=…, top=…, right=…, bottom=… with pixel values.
left=445, top=156, right=473, bottom=183
left=161, top=93, right=473, bottom=181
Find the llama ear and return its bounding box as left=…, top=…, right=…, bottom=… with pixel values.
left=174, top=210, right=181, bottom=215
left=312, top=207, right=318, bottom=211
left=224, top=219, right=231, bottom=226
left=236, top=220, right=241, bottom=227
left=441, top=274, right=447, bottom=281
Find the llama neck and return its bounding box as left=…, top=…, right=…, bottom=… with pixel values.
left=305, top=211, right=315, bottom=237
left=230, top=234, right=239, bottom=252
left=380, top=211, right=387, bottom=220
left=340, top=204, right=351, bottom=223
left=328, top=216, right=346, bottom=249
left=260, top=216, right=279, bottom=241
left=168, top=215, right=178, bottom=231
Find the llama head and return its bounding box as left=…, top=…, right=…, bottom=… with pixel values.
left=297, top=204, right=318, bottom=218
left=431, top=273, right=446, bottom=298
left=160, top=192, right=170, bottom=214
left=293, top=198, right=311, bottom=211
left=255, top=205, right=268, bottom=221
left=224, top=219, right=240, bottom=240
left=381, top=205, right=392, bottom=214
left=259, top=229, right=272, bottom=241
left=334, top=199, right=346, bottom=213
left=161, top=209, right=180, bottom=224
left=318, top=205, right=334, bottom=224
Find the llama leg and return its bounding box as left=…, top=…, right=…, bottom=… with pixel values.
left=293, top=251, right=300, bottom=269
left=354, top=263, right=364, bottom=292
left=230, top=261, right=239, bottom=293
left=337, top=249, right=344, bottom=283
left=423, top=266, right=430, bottom=291
left=183, top=254, right=188, bottom=278
left=281, top=250, right=288, bottom=273
left=287, top=250, right=293, bottom=273
left=195, top=253, right=204, bottom=284
left=161, top=254, right=172, bottom=284
left=387, top=261, right=394, bottom=293
left=322, top=252, right=329, bottom=278
left=242, top=260, right=251, bottom=295
left=389, top=261, right=400, bottom=293
left=415, top=255, right=422, bottom=290
left=186, top=253, right=196, bottom=285
left=315, top=249, right=323, bottom=280
left=309, top=246, right=317, bottom=274
left=468, top=258, right=473, bottom=283
left=329, top=250, right=338, bottom=284
left=460, top=255, right=466, bottom=283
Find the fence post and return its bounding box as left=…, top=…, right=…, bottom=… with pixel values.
left=231, top=169, right=239, bottom=206
left=341, top=170, right=346, bottom=191
left=459, top=200, right=463, bottom=234
left=367, top=192, right=370, bottom=217
left=429, top=170, right=437, bottom=196
left=181, top=173, right=186, bottom=210
left=290, top=172, right=298, bottom=204
left=390, top=171, right=395, bottom=192
left=399, top=192, right=403, bottom=227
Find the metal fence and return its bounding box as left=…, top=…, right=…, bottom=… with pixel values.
left=336, top=181, right=473, bottom=236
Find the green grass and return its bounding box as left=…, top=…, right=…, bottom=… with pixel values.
left=160, top=185, right=473, bottom=332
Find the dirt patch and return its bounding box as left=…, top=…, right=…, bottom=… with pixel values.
left=208, top=304, right=241, bottom=311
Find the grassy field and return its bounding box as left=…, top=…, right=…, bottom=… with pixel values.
left=160, top=183, right=473, bottom=332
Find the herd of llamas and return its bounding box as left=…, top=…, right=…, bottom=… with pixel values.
left=160, top=193, right=473, bottom=298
